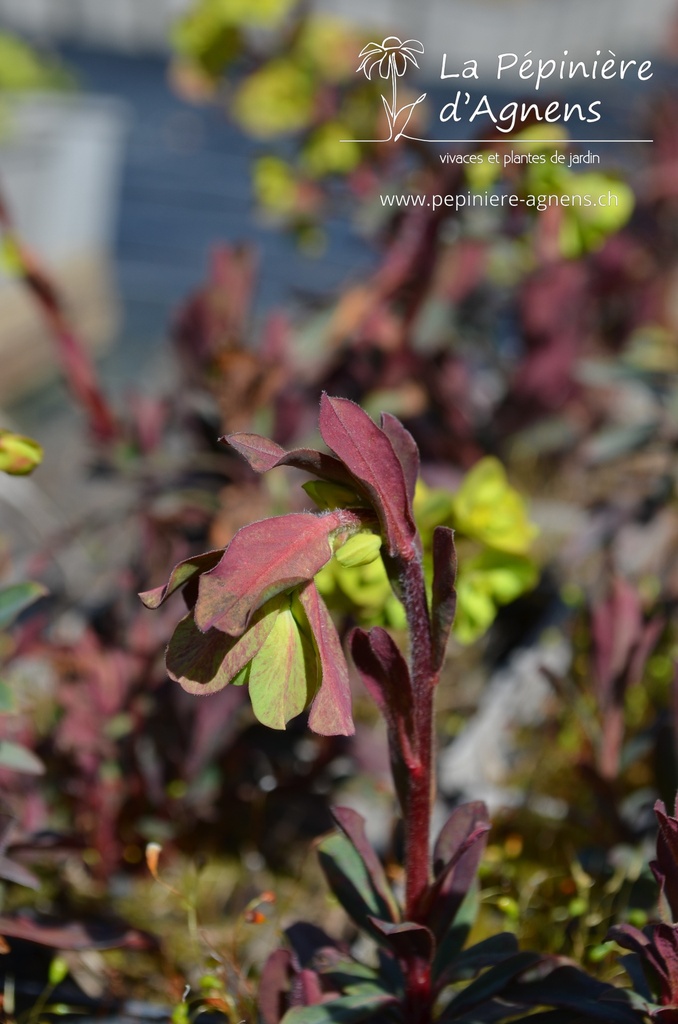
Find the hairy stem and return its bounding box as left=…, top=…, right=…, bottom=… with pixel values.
left=397, top=551, right=439, bottom=1024
left=400, top=553, right=438, bottom=921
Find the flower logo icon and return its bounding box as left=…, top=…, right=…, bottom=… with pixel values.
left=356, top=36, right=427, bottom=142
left=357, top=36, right=424, bottom=79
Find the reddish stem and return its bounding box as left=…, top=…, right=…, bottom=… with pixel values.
left=399, top=551, right=439, bottom=1023
left=400, top=552, right=437, bottom=919
left=0, top=192, right=119, bottom=444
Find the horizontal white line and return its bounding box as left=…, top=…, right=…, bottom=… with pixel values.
left=343, top=138, right=654, bottom=144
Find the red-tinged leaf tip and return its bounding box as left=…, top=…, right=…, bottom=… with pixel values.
left=433, top=801, right=490, bottom=877
left=318, top=395, right=416, bottom=558
left=223, top=433, right=287, bottom=472
left=224, top=432, right=360, bottom=492
left=349, top=627, right=414, bottom=744
left=300, top=582, right=354, bottom=736
left=380, top=412, right=420, bottom=507
left=139, top=550, right=224, bottom=610
left=653, top=800, right=678, bottom=921
left=367, top=918, right=434, bottom=963
left=0, top=915, right=154, bottom=951
left=194, top=510, right=361, bottom=637
left=259, top=949, right=293, bottom=1024
left=592, top=577, right=642, bottom=699
left=424, top=802, right=491, bottom=940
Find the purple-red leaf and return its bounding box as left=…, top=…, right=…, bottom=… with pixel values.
left=260, top=948, right=294, bottom=1024
left=650, top=924, right=678, bottom=1002
left=424, top=802, right=490, bottom=940
left=592, top=578, right=642, bottom=703
left=195, top=510, right=361, bottom=636
left=367, top=918, right=434, bottom=965
left=435, top=932, right=520, bottom=990
left=380, top=412, right=419, bottom=507
left=299, top=583, right=354, bottom=736
left=497, top=963, right=643, bottom=1024
left=607, top=923, right=650, bottom=959
left=0, top=855, right=40, bottom=890
left=332, top=807, right=399, bottom=922
left=440, top=951, right=547, bottom=1020
left=0, top=914, right=154, bottom=951
left=139, top=550, right=224, bottom=609
left=349, top=627, right=414, bottom=753
left=349, top=626, right=415, bottom=812
left=318, top=395, right=416, bottom=558
left=431, top=526, right=457, bottom=673
left=653, top=799, right=678, bottom=922
left=317, top=832, right=394, bottom=940
left=286, top=921, right=344, bottom=968
left=433, top=801, right=490, bottom=877
left=224, top=433, right=361, bottom=493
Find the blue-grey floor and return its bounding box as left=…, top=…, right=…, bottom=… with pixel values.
left=23, top=46, right=377, bottom=403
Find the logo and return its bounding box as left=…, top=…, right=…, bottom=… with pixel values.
left=347, top=40, right=654, bottom=145
left=356, top=36, right=427, bottom=142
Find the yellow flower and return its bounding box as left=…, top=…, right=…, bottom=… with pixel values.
left=450, top=457, right=538, bottom=555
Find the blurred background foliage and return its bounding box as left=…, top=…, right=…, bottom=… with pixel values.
left=0, top=0, right=677, bottom=1015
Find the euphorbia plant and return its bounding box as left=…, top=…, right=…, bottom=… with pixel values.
left=142, top=395, right=639, bottom=1024
left=141, top=396, right=446, bottom=907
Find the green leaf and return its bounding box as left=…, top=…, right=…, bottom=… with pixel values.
left=319, top=959, right=383, bottom=990
left=317, top=833, right=394, bottom=940
left=435, top=933, right=519, bottom=989
left=0, top=32, right=71, bottom=91
left=281, top=991, right=397, bottom=1024
left=48, top=956, right=69, bottom=987
left=559, top=173, right=634, bottom=258
left=332, top=807, right=400, bottom=923
left=440, top=951, right=546, bottom=1019
left=248, top=598, right=318, bottom=729
left=0, top=582, right=48, bottom=630
left=302, top=122, right=361, bottom=178
left=0, top=741, right=44, bottom=775
left=433, top=882, right=480, bottom=971
left=166, top=596, right=281, bottom=695
left=0, top=682, right=16, bottom=713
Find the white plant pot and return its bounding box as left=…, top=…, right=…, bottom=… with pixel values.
left=0, top=94, right=128, bottom=401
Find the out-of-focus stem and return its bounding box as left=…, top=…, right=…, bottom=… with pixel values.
left=0, top=190, right=118, bottom=444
